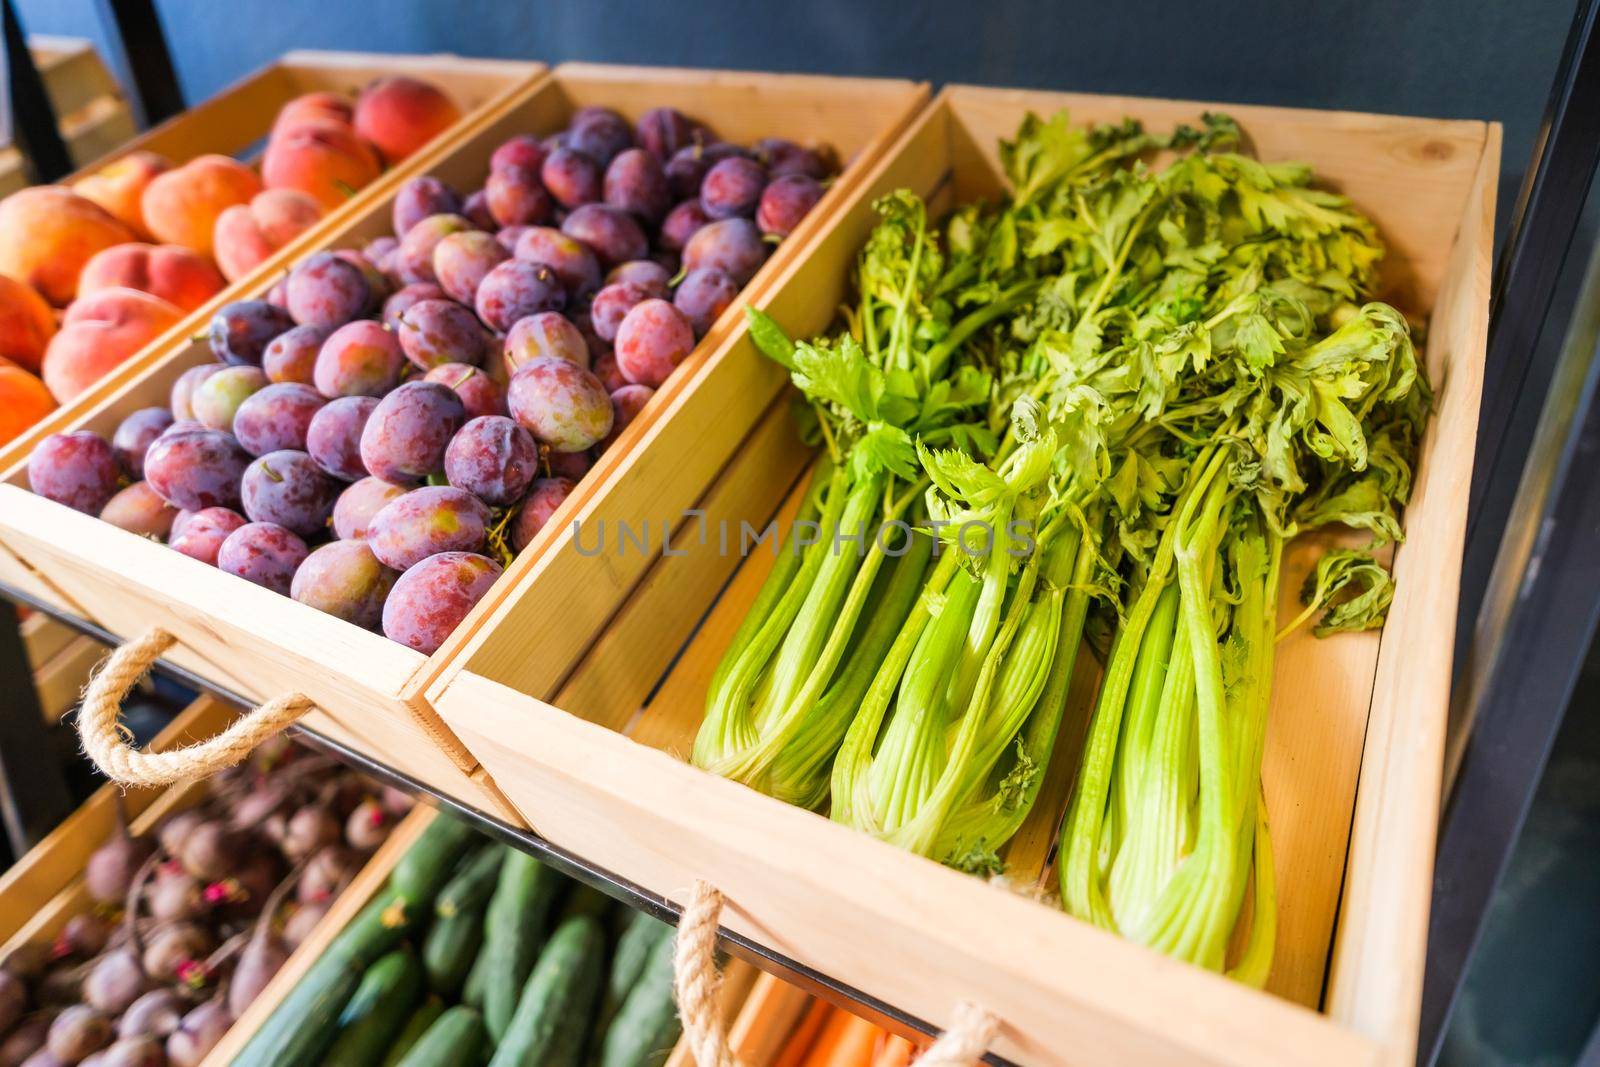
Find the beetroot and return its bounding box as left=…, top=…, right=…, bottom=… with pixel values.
left=46, top=1006, right=112, bottom=1064
left=84, top=802, right=155, bottom=906
left=281, top=901, right=330, bottom=949
left=296, top=847, right=357, bottom=906
left=139, top=924, right=212, bottom=984
left=2, top=944, right=52, bottom=983
left=80, top=951, right=147, bottom=1015
left=154, top=812, right=204, bottom=859
left=343, top=799, right=390, bottom=852
left=117, top=989, right=187, bottom=1041
left=56, top=914, right=113, bottom=958
left=282, top=803, right=341, bottom=862
left=1, top=1012, right=54, bottom=1067
left=81, top=1038, right=163, bottom=1067
left=175, top=822, right=242, bottom=883
left=0, top=970, right=25, bottom=1031
left=164, top=997, right=230, bottom=1067
left=227, top=863, right=302, bottom=1019
left=145, top=870, right=204, bottom=924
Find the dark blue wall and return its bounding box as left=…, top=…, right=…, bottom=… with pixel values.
left=14, top=0, right=1581, bottom=233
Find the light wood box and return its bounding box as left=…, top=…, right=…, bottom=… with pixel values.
left=0, top=66, right=928, bottom=818
left=428, top=85, right=1498, bottom=1066
left=0, top=49, right=544, bottom=475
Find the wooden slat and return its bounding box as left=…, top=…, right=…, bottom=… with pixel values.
left=21, top=612, right=74, bottom=669
left=31, top=634, right=103, bottom=723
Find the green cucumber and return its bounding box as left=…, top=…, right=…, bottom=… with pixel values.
left=462, top=942, right=491, bottom=1010
left=487, top=916, right=605, bottom=1067
left=600, top=930, right=681, bottom=1067
left=392, top=814, right=481, bottom=903
left=394, top=1006, right=489, bottom=1067
left=422, top=907, right=484, bottom=999
left=435, top=844, right=505, bottom=918
left=231, top=888, right=421, bottom=1067
left=380, top=996, right=445, bottom=1067
left=324, top=947, right=425, bottom=1067
left=557, top=883, right=613, bottom=925
left=596, top=912, right=672, bottom=1037
left=482, top=851, right=564, bottom=1041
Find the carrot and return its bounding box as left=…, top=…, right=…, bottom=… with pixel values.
left=773, top=1001, right=834, bottom=1067
left=873, top=1035, right=916, bottom=1067
left=808, top=1013, right=879, bottom=1067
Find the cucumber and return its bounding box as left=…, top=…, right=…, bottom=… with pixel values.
left=380, top=996, right=445, bottom=1067
left=599, top=930, right=680, bottom=1067
left=596, top=912, right=672, bottom=1037
left=392, top=813, right=481, bottom=903
left=482, top=851, right=564, bottom=1041
left=435, top=845, right=505, bottom=918
left=422, top=906, right=484, bottom=998
left=324, top=947, right=425, bottom=1067
left=487, top=916, right=605, bottom=1067
left=231, top=888, right=421, bottom=1067
left=462, top=942, right=491, bottom=1010
left=557, top=883, right=613, bottom=924
left=394, top=1006, right=489, bottom=1067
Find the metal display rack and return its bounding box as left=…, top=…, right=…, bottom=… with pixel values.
left=3, top=0, right=1600, bottom=1062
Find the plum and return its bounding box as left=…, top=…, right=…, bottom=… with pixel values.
left=592, top=350, right=627, bottom=393
left=755, top=137, right=831, bottom=180
left=757, top=174, right=824, bottom=237
left=240, top=449, right=339, bottom=536
left=99, top=481, right=178, bottom=539
left=381, top=551, right=502, bottom=654
left=589, top=281, right=651, bottom=343
left=381, top=281, right=448, bottom=330
left=605, top=259, right=671, bottom=296
left=368, top=485, right=490, bottom=570
left=331, top=476, right=405, bottom=540
left=145, top=429, right=250, bottom=511
left=604, top=148, right=670, bottom=223
left=568, top=107, right=634, bottom=165
left=474, top=259, right=565, bottom=333
left=637, top=106, right=696, bottom=160
left=169, top=507, right=246, bottom=565
left=285, top=252, right=371, bottom=329
left=444, top=416, right=539, bottom=505
left=291, top=540, right=396, bottom=629
left=615, top=298, right=695, bottom=387
left=232, top=382, right=325, bottom=455
left=191, top=365, right=267, bottom=432
left=461, top=189, right=496, bottom=231
left=393, top=177, right=462, bottom=236
left=262, top=324, right=329, bottom=385
left=504, top=311, right=588, bottom=370
left=111, top=408, right=175, bottom=479
left=313, top=320, right=404, bottom=398
left=305, top=395, right=378, bottom=481
left=659, top=199, right=710, bottom=253
left=561, top=204, right=647, bottom=268
left=510, top=477, right=575, bottom=551
left=396, top=298, right=487, bottom=370
left=490, top=134, right=547, bottom=175
left=432, top=229, right=509, bottom=305
left=217, top=521, right=309, bottom=594
left=358, top=380, right=466, bottom=484
left=682, top=217, right=767, bottom=285
left=485, top=164, right=552, bottom=227
left=540, top=147, right=602, bottom=210
left=423, top=363, right=506, bottom=419
left=170, top=363, right=225, bottom=420
left=665, top=146, right=712, bottom=202
left=394, top=213, right=474, bottom=285
left=601, top=383, right=655, bottom=451
left=507, top=356, right=612, bottom=452
left=700, top=156, right=767, bottom=220
left=673, top=267, right=739, bottom=337
left=209, top=300, right=295, bottom=366
left=512, top=227, right=601, bottom=298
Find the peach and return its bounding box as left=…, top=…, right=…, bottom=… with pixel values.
left=0, top=187, right=136, bottom=306
left=42, top=287, right=183, bottom=401
left=0, top=358, right=55, bottom=446
left=214, top=189, right=325, bottom=282
left=73, top=151, right=173, bottom=239
left=78, top=243, right=226, bottom=313
left=272, top=91, right=355, bottom=136
left=0, top=274, right=56, bottom=372
left=262, top=121, right=382, bottom=211
left=353, top=76, right=460, bottom=165
left=141, top=155, right=264, bottom=256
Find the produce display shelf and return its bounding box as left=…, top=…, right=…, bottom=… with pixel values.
left=0, top=576, right=977, bottom=1061
left=0, top=49, right=546, bottom=475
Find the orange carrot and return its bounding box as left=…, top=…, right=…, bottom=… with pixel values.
left=873, top=1035, right=916, bottom=1067
left=773, top=1001, right=835, bottom=1067
left=809, top=1013, right=879, bottom=1067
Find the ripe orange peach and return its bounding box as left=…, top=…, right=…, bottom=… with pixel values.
left=262, top=121, right=382, bottom=211
left=213, top=188, right=324, bottom=282
left=141, top=155, right=264, bottom=256
left=0, top=187, right=136, bottom=306
left=42, top=287, right=183, bottom=401
left=73, top=151, right=173, bottom=239
left=272, top=91, right=355, bottom=137
left=353, top=76, right=461, bottom=164
left=78, top=243, right=226, bottom=313
left=0, top=358, right=56, bottom=446
left=0, top=274, right=57, bottom=373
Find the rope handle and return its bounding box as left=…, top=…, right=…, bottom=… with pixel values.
left=78, top=627, right=313, bottom=788
left=674, top=882, right=1000, bottom=1066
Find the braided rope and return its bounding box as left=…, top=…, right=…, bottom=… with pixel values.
left=918, top=1000, right=1001, bottom=1066
left=674, top=880, right=735, bottom=1067
left=78, top=627, right=311, bottom=787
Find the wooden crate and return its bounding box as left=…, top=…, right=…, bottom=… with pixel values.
left=427, top=85, right=1498, bottom=1066
left=0, top=67, right=927, bottom=815
left=0, top=694, right=233, bottom=944
left=0, top=50, right=544, bottom=476
left=0, top=37, right=138, bottom=197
